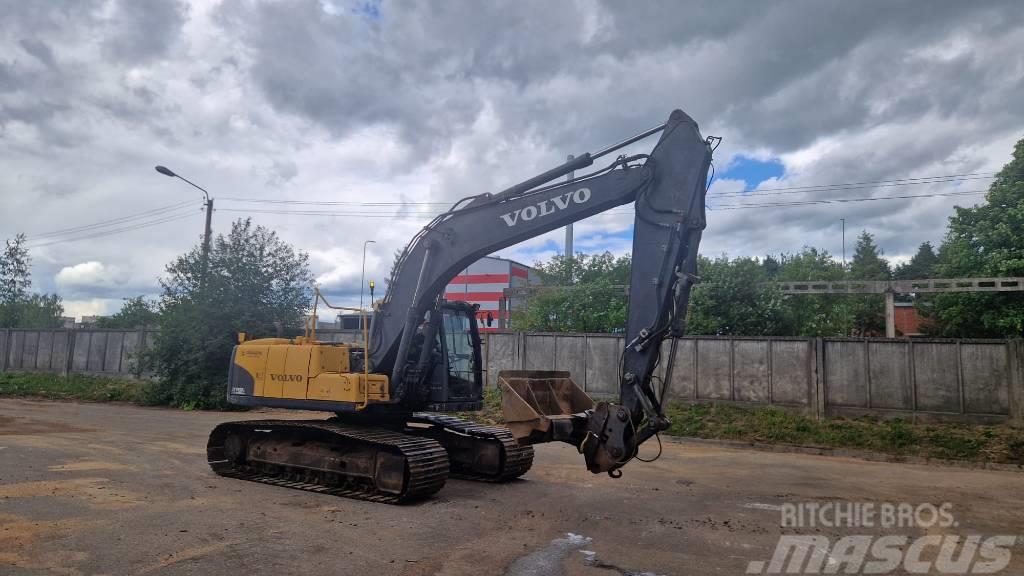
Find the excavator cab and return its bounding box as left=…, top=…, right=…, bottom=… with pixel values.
left=422, top=301, right=484, bottom=411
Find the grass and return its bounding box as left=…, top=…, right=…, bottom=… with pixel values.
left=664, top=403, right=1024, bottom=465
left=463, top=388, right=1023, bottom=466
left=0, top=372, right=145, bottom=403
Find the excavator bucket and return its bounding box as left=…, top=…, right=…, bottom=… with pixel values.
left=498, top=370, right=594, bottom=445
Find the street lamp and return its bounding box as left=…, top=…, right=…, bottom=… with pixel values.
left=155, top=165, right=214, bottom=284
left=359, top=240, right=376, bottom=312
left=840, top=218, right=846, bottom=269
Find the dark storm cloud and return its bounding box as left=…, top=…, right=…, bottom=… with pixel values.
left=18, top=38, right=57, bottom=69
left=215, top=1, right=1020, bottom=159
left=102, top=0, right=189, bottom=63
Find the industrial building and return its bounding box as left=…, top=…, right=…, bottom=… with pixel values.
left=443, top=255, right=539, bottom=331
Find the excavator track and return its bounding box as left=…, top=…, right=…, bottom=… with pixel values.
left=407, top=413, right=534, bottom=482
left=207, top=420, right=449, bottom=504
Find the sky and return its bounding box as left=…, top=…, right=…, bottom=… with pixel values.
left=1, top=0, right=1022, bottom=319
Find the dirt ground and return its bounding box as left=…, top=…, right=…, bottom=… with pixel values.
left=0, top=399, right=1022, bottom=575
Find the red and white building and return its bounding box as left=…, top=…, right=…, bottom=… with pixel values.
left=444, top=256, right=539, bottom=331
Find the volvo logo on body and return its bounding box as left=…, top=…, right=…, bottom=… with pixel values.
left=500, top=187, right=592, bottom=227
left=270, top=374, right=303, bottom=382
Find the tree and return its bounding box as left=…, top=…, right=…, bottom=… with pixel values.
left=96, top=296, right=159, bottom=329
left=849, top=231, right=891, bottom=281
left=0, top=234, right=64, bottom=329
left=0, top=234, right=31, bottom=305
left=927, top=137, right=1024, bottom=337
left=846, top=231, right=891, bottom=335
left=516, top=253, right=631, bottom=332
left=771, top=247, right=853, bottom=336
left=687, top=256, right=784, bottom=336
left=894, top=241, right=939, bottom=280
left=146, top=219, right=314, bottom=408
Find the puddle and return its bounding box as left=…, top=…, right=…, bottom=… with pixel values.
left=505, top=533, right=663, bottom=576
left=505, top=533, right=592, bottom=576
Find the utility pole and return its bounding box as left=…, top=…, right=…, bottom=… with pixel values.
left=155, top=165, right=213, bottom=286
left=202, top=196, right=213, bottom=278
left=564, top=154, right=574, bottom=258
left=840, top=218, right=846, bottom=268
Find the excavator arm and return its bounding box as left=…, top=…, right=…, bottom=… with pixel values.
left=371, top=109, right=714, bottom=475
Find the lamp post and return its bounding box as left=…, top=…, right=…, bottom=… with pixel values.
left=155, top=165, right=214, bottom=285
left=359, top=240, right=376, bottom=312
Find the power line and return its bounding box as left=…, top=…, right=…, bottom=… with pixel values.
left=215, top=207, right=641, bottom=219
left=215, top=171, right=996, bottom=208
left=709, top=174, right=994, bottom=198
left=27, top=211, right=201, bottom=248
left=218, top=197, right=451, bottom=207
left=711, top=189, right=987, bottom=211
left=26, top=201, right=198, bottom=240
left=218, top=186, right=989, bottom=219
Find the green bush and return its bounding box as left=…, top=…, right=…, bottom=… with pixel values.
left=145, top=219, right=313, bottom=409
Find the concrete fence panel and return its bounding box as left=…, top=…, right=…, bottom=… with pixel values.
left=8, top=331, right=25, bottom=370
left=86, top=332, right=107, bottom=372
left=585, top=336, right=622, bottom=395
left=666, top=338, right=697, bottom=399
left=554, top=335, right=587, bottom=387
left=824, top=340, right=868, bottom=408
left=733, top=340, right=770, bottom=403
left=485, top=332, right=519, bottom=388
left=521, top=334, right=557, bottom=372
left=912, top=341, right=961, bottom=413
left=769, top=339, right=813, bottom=406
left=960, top=342, right=1010, bottom=415
left=71, top=332, right=90, bottom=372
left=21, top=332, right=39, bottom=372
left=867, top=341, right=912, bottom=410
left=103, top=332, right=125, bottom=373
left=35, top=331, right=54, bottom=372
left=696, top=339, right=732, bottom=400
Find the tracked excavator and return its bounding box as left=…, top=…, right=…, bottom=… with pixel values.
left=207, top=109, right=715, bottom=503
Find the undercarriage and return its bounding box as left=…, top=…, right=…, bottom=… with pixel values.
left=206, top=414, right=533, bottom=504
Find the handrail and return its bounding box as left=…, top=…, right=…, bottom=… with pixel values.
left=308, top=287, right=372, bottom=409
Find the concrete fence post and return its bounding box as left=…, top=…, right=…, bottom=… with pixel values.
left=814, top=337, right=825, bottom=421
left=1010, top=339, right=1024, bottom=426
left=1, top=328, right=10, bottom=373
left=61, top=330, right=72, bottom=377
left=138, top=326, right=148, bottom=376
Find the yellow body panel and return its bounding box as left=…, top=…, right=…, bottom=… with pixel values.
left=263, top=346, right=288, bottom=397
left=232, top=339, right=389, bottom=407
left=281, top=347, right=311, bottom=399
left=307, top=373, right=389, bottom=402
left=234, top=346, right=268, bottom=396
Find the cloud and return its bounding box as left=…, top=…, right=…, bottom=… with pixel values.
left=55, top=261, right=125, bottom=293
left=0, top=0, right=1021, bottom=312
